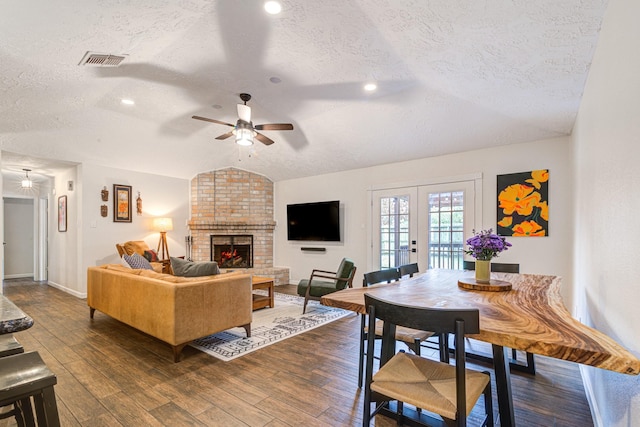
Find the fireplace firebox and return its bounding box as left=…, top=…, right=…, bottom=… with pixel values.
left=210, top=235, right=253, bottom=268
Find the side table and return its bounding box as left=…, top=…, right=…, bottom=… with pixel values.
left=251, top=276, right=275, bottom=311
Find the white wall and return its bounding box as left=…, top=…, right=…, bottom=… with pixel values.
left=275, top=136, right=575, bottom=308
left=47, top=166, right=80, bottom=295
left=572, top=0, right=640, bottom=424
left=47, top=163, right=190, bottom=297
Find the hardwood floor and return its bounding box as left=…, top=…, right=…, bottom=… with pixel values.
left=1, top=279, right=593, bottom=426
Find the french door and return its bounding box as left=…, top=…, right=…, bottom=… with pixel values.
left=372, top=180, right=476, bottom=271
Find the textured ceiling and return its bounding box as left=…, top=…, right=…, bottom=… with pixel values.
left=0, top=0, right=608, bottom=182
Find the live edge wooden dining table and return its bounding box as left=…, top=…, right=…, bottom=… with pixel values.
left=321, top=269, right=640, bottom=427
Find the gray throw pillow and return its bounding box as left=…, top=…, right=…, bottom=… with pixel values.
left=170, top=257, right=220, bottom=277
left=123, top=253, right=153, bottom=270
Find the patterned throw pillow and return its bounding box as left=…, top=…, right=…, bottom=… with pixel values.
left=123, top=253, right=154, bottom=270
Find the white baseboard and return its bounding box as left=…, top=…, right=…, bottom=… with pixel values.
left=580, top=365, right=603, bottom=427
left=4, top=273, right=34, bottom=279
left=46, top=280, right=87, bottom=299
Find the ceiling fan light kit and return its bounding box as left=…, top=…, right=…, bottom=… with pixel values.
left=193, top=93, right=293, bottom=147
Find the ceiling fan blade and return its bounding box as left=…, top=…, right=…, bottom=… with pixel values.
left=254, top=123, right=294, bottom=131
left=215, top=131, right=235, bottom=140
left=237, top=104, right=251, bottom=122
left=254, top=132, right=275, bottom=146
left=192, top=115, right=235, bottom=127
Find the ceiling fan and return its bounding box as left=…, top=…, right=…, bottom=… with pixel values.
left=192, top=93, right=293, bottom=146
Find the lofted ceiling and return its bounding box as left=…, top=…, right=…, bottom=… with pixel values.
left=0, top=0, right=608, bottom=182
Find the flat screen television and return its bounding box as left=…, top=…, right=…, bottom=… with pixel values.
left=287, top=200, right=340, bottom=242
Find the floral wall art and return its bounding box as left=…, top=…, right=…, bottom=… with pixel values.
left=496, top=170, right=549, bottom=236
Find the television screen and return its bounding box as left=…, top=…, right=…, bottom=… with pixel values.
left=287, top=201, right=340, bottom=241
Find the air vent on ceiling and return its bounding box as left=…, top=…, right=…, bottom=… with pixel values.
left=78, top=51, right=128, bottom=67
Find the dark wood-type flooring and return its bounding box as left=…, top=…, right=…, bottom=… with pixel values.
left=1, top=279, right=593, bottom=426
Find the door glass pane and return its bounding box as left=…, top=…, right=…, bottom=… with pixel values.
left=428, top=190, right=465, bottom=269
left=379, top=196, right=410, bottom=269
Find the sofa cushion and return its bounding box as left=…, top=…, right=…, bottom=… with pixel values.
left=104, top=264, right=142, bottom=274
left=123, top=253, right=154, bottom=270
left=171, top=257, right=220, bottom=277
left=123, top=240, right=151, bottom=256
left=138, top=269, right=185, bottom=283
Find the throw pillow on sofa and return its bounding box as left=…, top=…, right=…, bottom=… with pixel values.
left=170, top=257, right=220, bottom=277
left=143, top=249, right=159, bottom=262
left=123, top=253, right=154, bottom=270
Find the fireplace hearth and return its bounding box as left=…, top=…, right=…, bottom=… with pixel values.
left=211, top=235, right=253, bottom=268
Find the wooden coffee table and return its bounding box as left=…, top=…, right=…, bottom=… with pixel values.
left=251, top=276, right=275, bottom=311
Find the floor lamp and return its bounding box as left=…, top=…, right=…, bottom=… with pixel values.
left=153, top=217, right=173, bottom=260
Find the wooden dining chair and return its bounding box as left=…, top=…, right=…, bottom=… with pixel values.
left=358, top=268, right=431, bottom=387
left=362, top=294, right=493, bottom=427
left=461, top=261, right=535, bottom=374
left=398, top=263, right=419, bottom=278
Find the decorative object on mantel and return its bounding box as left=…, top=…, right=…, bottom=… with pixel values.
left=461, top=229, right=511, bottom=291
left=153, top=217, right=173, bottom=260
left=100, top=205, right=108, bottom=217
left=497, top=169, right=549, bottom=237
left=136, top=192, right=142, bottom=215
left=58, top=195, right=67, bottom=232
left=113, top=184, right=132, bottom=223
left=101, top=186, right=109, bottom=201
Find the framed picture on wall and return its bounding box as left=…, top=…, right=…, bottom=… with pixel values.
left=497, top=169, right=549, bottom=236
left=113, top=184, right=132, bottom=223
left=58, top=195, right=67, bottom=232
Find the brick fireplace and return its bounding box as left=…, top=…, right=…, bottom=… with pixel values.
left=187, top=167, right=289, bottom=285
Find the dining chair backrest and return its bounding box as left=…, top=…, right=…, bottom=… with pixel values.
left=463, top=260, right=520, bottom=273
left=398, top=263, right=419, bottom=278
left=363, top=268, right=400, bottom=287
left=364, top=293, right=481, bottom=424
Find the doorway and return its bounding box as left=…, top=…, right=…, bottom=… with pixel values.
left=3, top=197, right=35, bottom=279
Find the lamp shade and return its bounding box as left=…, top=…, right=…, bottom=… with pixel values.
left=153, top=217, right=173, bottom=232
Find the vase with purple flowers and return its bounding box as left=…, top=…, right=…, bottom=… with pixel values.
left=464, top=229, right=511, bottom=284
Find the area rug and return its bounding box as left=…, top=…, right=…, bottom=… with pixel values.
left=190, top=292, right=351, bottom=361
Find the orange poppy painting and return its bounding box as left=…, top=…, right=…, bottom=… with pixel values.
left=497, top=170, right=548, bottom=236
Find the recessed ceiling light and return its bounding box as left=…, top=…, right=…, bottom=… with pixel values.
left=264, top=1, right=282, bottom=15
left=364, top=83, right=377, bottom=92
left=212, top=104, right=223, bottom=109
left=269, top=76, right=282, bottom=84
left=121, top=99, right=135, bottom=105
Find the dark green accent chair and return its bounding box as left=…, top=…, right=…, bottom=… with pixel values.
left=297, top=258, right=357, bottom=314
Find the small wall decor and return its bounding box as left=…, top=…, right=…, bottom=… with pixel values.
left=113, top=184, right=132, bottom=223
left=101, top=186, right=109, bottom=201
left=136, top=191, right=142, bottom=215
left=497, top=170, right=549, bottom=236
left=100, top=204, right=108, bottom=217
left=58, top=195, right=67, bottom=232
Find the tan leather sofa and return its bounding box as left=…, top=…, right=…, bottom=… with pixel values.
left=87, top=264, right=252, bottom=362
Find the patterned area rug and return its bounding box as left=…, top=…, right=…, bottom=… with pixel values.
left=190, top=292, right=351, bottom=361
